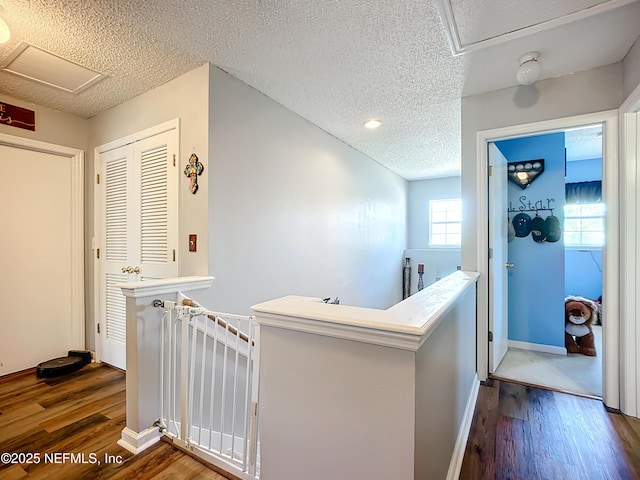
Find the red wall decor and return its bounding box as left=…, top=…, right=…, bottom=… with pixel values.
left=0, top=102, right=35, bottom=131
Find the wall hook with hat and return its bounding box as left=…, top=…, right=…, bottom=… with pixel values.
left=512, top=212, right=531, bottom=238
left=544, top=211, right=561, bottom=242
left=530, top=213, right=547, bottom=243
left=508, top=208, right=562, bottom=243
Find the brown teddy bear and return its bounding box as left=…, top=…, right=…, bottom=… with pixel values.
left=565, top=296, right=598, bottom=356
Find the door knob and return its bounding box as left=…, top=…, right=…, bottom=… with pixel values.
left=132, top=266, right=141, bottom=274
left=122, top=266, right=131, bottom=273
left=505, top=263, right=515, bottom=269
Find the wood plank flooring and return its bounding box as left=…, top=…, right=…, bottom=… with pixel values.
left=0, top=363, right=230, bottom=480
left=461, top=378, right=640, bottom=480
left=4, top=363, right=640, bottom=479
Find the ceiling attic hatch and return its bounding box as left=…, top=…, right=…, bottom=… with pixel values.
left=1, top=42, right=106, bottom=94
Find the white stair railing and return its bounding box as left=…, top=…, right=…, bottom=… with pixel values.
left=156, top=296, right=260, bottom=479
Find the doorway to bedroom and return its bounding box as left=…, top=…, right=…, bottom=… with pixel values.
left=490, top=125, right=604, bottom=398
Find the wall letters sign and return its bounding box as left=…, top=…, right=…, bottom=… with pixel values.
left=0, top=102, right=35, bottom=131
left=508, top=195, right=556, bottom=213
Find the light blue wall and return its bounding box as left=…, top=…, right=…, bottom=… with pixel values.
left=565, top=157, right=603, bottom=300
left=496, top=132, right=565, bottom=348
left=566, top=158, right=601, bottom=183
left=565, top=249, right=602, bottom=299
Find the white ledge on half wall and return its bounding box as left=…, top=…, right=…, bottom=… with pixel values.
left=118, top=276, right=215, bottom=298
left=251, top=270, right=479, bottom=351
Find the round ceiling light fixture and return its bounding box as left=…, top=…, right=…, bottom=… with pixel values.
left=364, top=118, right=382, bottom=129
left=0, top=6, right=9, bottom=44
left=516, top=51, right=541, bottom=86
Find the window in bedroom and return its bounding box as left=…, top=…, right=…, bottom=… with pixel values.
left=564, top=202, right=605, bottom=247
left=429, top=199, right=461, bottom=246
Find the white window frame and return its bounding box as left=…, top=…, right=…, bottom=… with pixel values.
left=563, top=202, right=605, bottom=247
left=429, top=198, right=461, bottom=247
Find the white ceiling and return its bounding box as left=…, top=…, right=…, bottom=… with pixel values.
left=565, top=125, right=603, bottom=162
left=0, top=0, right=638, bottom=180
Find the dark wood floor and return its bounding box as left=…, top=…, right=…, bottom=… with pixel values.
left=4, top=363, right=640, bottom=479
left=0, top=363, right=229, bottom=480
left=461, top=378, right=640, bottom=480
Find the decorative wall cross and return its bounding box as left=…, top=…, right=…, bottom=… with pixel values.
left=184, top=153, right=204, bottom=194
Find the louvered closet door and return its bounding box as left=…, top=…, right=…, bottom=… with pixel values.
left=100, top=144, right=134, bottom=370
left=135, top=132, right=178, bottom=280
left=99, top=129, right=178, bottom=371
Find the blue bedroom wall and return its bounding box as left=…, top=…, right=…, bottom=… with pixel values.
left=566, top=158, right=601, bottom=182
left=495, top=132, right=565, bottom=349
left=564, top=157, right=603, bottom=300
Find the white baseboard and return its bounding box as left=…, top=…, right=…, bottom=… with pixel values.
left=508, top=340, right=567, bottom=356
left=117, top=426, right=162, bottom=454
left=446, top=374, right=480, bottom=480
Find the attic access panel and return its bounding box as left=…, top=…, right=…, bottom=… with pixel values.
left=449, top=0, right=609, bottom=45
left=2, top=42, right=106, bottom=94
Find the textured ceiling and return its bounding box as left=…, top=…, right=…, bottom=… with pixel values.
left=565, top=125, right=603, bottom=162
left=0, top=0, right=638, bottom=180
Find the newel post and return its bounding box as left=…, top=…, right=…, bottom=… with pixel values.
left=117, top=276, right=214, bottom=454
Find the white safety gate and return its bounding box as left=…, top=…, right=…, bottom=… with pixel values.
left=156, top=297, right=260, bottom=479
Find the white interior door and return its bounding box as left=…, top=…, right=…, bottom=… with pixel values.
left=98, top=129, right=178, bottom=370
left=0, top=144, right=82, bottom=374
left=488, top=142, right=509, bottom=372
left=99, top=143, right=133, bottom=371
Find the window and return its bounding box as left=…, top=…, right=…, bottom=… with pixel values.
left=429, top=199, right=461, bottom=246
left=563, top=203, right=605, bottom=247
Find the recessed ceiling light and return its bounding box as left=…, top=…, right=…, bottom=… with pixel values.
left=364, top=119, right=382, bottom=129
left=0, top=17, right=10, bottom=44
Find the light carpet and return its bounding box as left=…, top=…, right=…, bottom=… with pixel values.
left=493, top=326, right=602, bottom=397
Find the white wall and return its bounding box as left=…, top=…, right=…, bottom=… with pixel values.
left=414, top=283, right=477, bottom=480
left=0, top=94, right=89, bottom=149
left=88, top=64, right=211, bottom=350
left=623, top=36, right=640, bottom=101
left=461, top=64, right=622, bottom=272
left=408, top=176, right=461, bottom=248
left=254, top=271, right=479, bottom=480
left=201, top=66, right=407, bottom=314
left=406, top=177, right=461, bottom=290
left=259, top=327, right=415, bottom=480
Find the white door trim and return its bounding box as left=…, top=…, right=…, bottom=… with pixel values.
left=0, top=133, right=85, bottom=349
left=475, top=110, right=619, bottom=410
left=93, top=119, right=180, bottom=364
left=620, top=84, right=640, bottom=417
